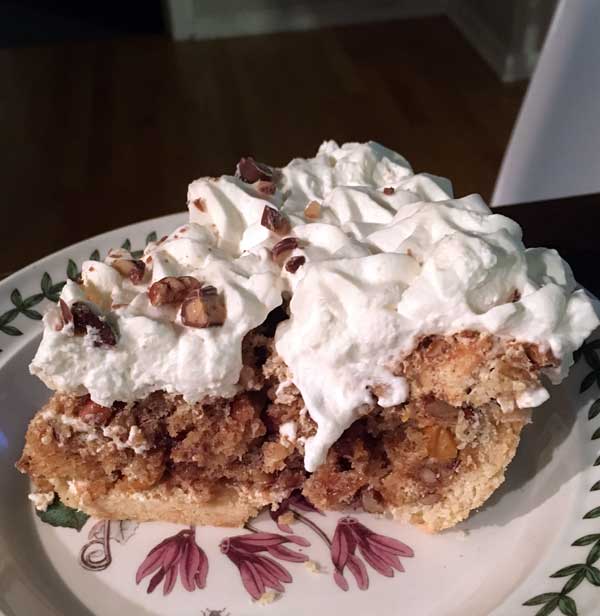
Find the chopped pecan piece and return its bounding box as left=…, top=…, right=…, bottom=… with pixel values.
left=304, top=200, right=321, bottom=219
left=70, top=302, right=117, bottom=347
left=424, top=398, right=459, bottom=423
left=79, top=400, right=113, bottom=426
left=111, top=259, right=146, bottom=284
left=236, top=157, right=274, bottom=183
left=509, top=289, right=521, bottom=302
left=524, top=343, right=557, bottom=368
left=285, top=256, right=306, bottom=273
left=261, top=205, right=291, bottom=236
left=181, top=286, right=226, bottom=328
left=148, top=276, right=201, bottom=306
left=255, top=180, right=276, bottom=195
left=383, top=187, right=395, bottom=195
left=59, top=299, right=73, bottom=324
left=271, top=237, right=299, bottom=263
left=419, top=467, right=439, bottom=485
left=192, top=198, right=206, bottom=212
left=425, top=426, right=458, bottom=462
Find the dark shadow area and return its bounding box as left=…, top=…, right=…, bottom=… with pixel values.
left=0, top=0, right=165, bottom=48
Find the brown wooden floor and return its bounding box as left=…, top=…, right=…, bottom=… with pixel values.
left=0, top=16, right=526, bottom=275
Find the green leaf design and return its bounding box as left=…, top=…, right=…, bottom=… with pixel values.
left=41, top=272, right=51, bottom=294
left=0, top=324, right=22, bottom=336
left=586, top=542, right=600, bottom=565
left=10, top=289, right=23, bottom=308
left=66, top=259, right=80, bottom=281
left=523, top=344, right=600, bottom=614
left=35, top=495, right=89, bottom=531
left=22, top=293, right=45, bottom=309
left=584, top=506, right=600, bottom=519
left=89, top=249, right=100, bottom=261
left=121, top=238, right=131, bottom=251
left=561, top=569, right=586, bottom=594
left=130, top=249, right=143, bottom=259
left=585, top=565, right=600, bottom=586
left=49, top=280, right=66, bottom=294
left=557, top=595, right=578, bottom=616
left=584, top=349, right=600, bottom=369
left=22, top=309, right=42, bottom=320
left=588, top=399, right=600, bottom=420
left=580, top=371, right=597, bottom=393
left=146, top=231, right=157, bottom=244
left=572, top=534, right=600, bottom=546
left=0, top=308, right=19, bottom=327
left=551, top=564, right=585, bottom=578
left=573, top=347, right=582, bottom=364
left=535, top=598, right=560, bottom=616
left=524, top=593, right=561, bottom=606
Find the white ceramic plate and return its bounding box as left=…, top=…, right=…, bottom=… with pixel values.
left=1, top=214, right=600, bottom=616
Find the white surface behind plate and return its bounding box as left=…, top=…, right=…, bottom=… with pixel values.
left=492, top=0, right=600, bottom=206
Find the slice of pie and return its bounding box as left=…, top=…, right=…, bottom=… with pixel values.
left=17, top=141, right=599, bottom=532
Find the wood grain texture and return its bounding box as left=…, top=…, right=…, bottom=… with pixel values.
left=0, top=17, right=525, bottom=274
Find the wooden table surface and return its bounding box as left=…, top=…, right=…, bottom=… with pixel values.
left=1, top=18, right=593, bottom=295
left=0, top=17, right=526, bottom=278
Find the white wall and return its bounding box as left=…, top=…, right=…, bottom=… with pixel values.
left=165, top=0, right=558, bottom=81
left=165, top=0, right=446, bottom=40
left=448, top=0, right=558, bottom=81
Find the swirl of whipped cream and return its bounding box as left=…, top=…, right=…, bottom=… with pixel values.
left=30, top=140, right=599, bottom=473
left=31, top=223, right=283, bottom=406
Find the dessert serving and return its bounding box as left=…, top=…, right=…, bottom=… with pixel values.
left=17, top=141, right=599, bottom=532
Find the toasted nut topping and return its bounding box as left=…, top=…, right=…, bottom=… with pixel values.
left=70, top=302, right=117, bottom=347
left=180, top=287, right=226, bottom=328
left=285, top=256, right=306, bottom=273
left=498, top=362, right=530, bottom=380
left=509, top=289, right=521, bottom=302
left=111, top=259, right=146, bottom=284
left=79, top=400, right=113, bottom=426
left=59, top=299, right=73, bottom=324
left=419, top=467, right=438, bottom=485
left=383, top=187, right=395, bottom=195
left=524, top=343, right=557, bottom=368
left=236, top=156, right=274, bottom=183
left=192, top=198, right=206, bottom=212
left=425, top=425, right=458, bottom=462
left=255, top=180, right=276, bottom=195
left=424, top=399, right=459, bottom=423
left=147, top=276, right=201, bottom=306
left=272, top=237, right=299, bottom=262
left=421, top=493, right=442, bottom=505
left=361, top=489, right=385, bottom=513
left=261, top=205, right=291, bottom=236
left=304, top=200, right=321, bottom=219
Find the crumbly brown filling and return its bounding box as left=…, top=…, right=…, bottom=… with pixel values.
left=17, top=324, right=552, bottom=526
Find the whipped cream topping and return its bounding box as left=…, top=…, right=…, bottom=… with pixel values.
left=31, top=225, right=283, bottom=405
left=30, top=141, right=599, bottom=472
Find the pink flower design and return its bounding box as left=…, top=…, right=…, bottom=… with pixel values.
left=270, top=491, right=322, bottom=533
left=136, top=528, right=208, bottom=595
left=331, top=517, right=414, bottom=591
left=220, top=530, right=310, bottom=599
